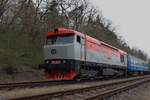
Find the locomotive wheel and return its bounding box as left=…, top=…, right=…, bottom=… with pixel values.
left=90, top=77, right=94, bottom=80
left=74, top=76, right=81, bottom=81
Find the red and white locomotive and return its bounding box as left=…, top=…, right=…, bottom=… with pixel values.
left=39, top=28, right=128, bottom=80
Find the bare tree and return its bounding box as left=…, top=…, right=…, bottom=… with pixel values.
left=0, top=0, right=9, bottom=17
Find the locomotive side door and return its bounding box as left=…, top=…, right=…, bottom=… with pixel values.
left=76, top=35, right=85, bottom=61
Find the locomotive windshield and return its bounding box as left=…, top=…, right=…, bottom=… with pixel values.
left=46, top=35, right=74, bottom=45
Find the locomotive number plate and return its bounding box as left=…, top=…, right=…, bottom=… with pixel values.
left=51, top=60, right=61, bottom=64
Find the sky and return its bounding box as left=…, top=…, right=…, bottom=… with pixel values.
left=90, top=0, right=150, bottom=56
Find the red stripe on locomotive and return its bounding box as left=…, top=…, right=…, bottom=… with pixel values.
left=45, top=69, right=77, bottom=80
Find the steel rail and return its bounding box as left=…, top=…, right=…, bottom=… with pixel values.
left=0, top=80, right=76, bottom=90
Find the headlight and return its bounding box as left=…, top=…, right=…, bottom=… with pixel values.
left=63, top=60, right=66, bottom=63
left=46, top=60, right=49, bottom=64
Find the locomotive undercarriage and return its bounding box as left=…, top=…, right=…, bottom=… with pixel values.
left=39, top=59, right=127, bottom=80
left=78, top=63, right=127, bottom=80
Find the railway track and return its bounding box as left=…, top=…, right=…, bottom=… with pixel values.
left=0, top=78, right=113, bottom=90
left=0, top=80, right=76, bottom=90
left=8, top=75, right=150, bottom=100
left=0, top=75, right=144, bottom=90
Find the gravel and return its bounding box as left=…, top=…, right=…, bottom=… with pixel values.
left=107, top=82, right=150, bottom=100
left=0, top=77, right=135, bottom=99
left=0, top=76, right=149, bottom=100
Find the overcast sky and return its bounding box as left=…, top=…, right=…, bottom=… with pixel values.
left=90, top=0, right=150, bottom=56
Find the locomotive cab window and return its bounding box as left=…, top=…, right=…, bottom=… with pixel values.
left=46, top=35, right=74, bottom=45
left=77, top=35, right=81, bottom=43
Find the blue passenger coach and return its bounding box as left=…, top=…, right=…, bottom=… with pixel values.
left=127, top=55, right=149, bottom=73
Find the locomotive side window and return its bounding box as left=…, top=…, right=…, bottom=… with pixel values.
left=77, top=35, right=81, bottom=43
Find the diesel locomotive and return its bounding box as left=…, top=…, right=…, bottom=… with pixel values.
left=39, top=28, right=149, bottom=80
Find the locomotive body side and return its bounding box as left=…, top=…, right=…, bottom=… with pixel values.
left=83, top=36, right=128, bottom=77
left=85, top=35, right=127, bottom=67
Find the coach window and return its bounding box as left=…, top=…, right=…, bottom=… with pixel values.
left=77, top=35, right=81, bottom=43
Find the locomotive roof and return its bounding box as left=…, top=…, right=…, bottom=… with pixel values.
left=47, top=28, right=84, bottom=37
left=47, top=28, right=126, bottom=55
